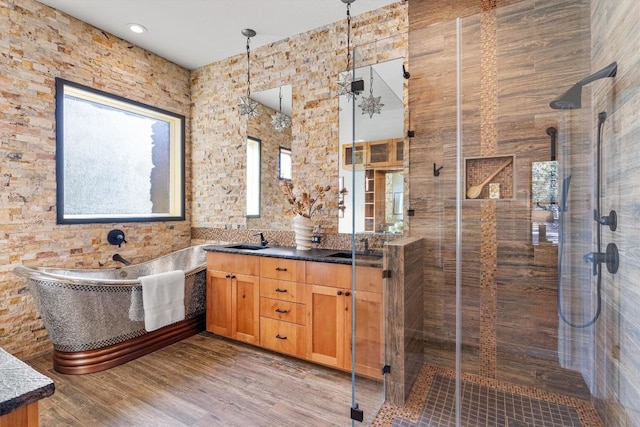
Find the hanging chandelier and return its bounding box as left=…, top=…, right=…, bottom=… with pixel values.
left=358, top=66, right=384, bottom=118
left=336, top=0, right=359, bottom=101
left=238, top=28, right=258, bottom=118
left=271, top=87, right=291, bottom=132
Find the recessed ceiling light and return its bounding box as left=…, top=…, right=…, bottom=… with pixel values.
left=127, top=23, right=147, bottom=34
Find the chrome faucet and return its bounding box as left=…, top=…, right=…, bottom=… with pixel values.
left=360, top=238, right=370, bottom=255
left=254, top=232, right=269, bottom=246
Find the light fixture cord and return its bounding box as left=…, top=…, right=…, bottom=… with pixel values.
left=245, top=36, right=252, bottom=98
left=346, top=2, right=352, bottom=71
left=279, top=86, right=283, bottom=112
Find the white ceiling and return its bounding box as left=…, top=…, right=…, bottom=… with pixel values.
left=36, top=0, right=399, bottom=70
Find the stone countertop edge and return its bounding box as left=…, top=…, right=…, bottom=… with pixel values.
left=0, top=348, right=55, bottom=416
left=203, top=245, right=383, bottom=267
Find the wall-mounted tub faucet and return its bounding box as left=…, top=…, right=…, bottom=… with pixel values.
left=107, top=229, right=127, bottom=248
left=112, top=254, right=131, bottom=266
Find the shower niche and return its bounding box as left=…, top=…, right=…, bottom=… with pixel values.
left=464, top=155, right=515, bottom=200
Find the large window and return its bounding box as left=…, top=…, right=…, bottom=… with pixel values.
left=55, top=78, right=185, bottom=224
left=246, top=137, right=261, bottom=217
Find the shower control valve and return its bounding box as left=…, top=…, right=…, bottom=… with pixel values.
left=595, top=209, right=617, bottom=231
left=583, top=242, right=619, bottom=276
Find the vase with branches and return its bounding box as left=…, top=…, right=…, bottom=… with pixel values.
left=281, top=182, right=331, bottom=250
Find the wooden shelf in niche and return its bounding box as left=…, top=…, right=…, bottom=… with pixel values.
left=464, top=155, right=515, bottom=200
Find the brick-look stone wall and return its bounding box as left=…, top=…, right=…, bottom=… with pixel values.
left=189, top=2, right=408, bottom=239
left=0, top=0, right=191, bottom=357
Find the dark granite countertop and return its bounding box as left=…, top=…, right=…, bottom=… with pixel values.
left=0, top=348, right=54, bottom=416
left=203, top=245, right=383, bottom=267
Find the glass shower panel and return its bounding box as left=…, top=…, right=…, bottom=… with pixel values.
left=456, top=1, right=594, bottom=426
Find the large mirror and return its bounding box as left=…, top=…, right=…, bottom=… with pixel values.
left=245, top=85, right=293, bottom=230
left=338, top=58, right=405, bottom=234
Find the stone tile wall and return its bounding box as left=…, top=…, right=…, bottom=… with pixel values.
left=0, top=0, right=192, bottom=357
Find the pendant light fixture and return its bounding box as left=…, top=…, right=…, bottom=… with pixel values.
left=358, top=66, right=384, bottom=118
left=336, top=0, right=358, bottom=101
left=271, top=87, right=291, bottom=132
left=238, top=28, right=258, bottom=118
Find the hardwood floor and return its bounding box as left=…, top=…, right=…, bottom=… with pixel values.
left=26, top=332, right=384, bottom=426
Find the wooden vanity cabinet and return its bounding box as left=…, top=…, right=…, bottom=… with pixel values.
left=206, top=253, right=260, bottom=345
left=305, top=262, right=383, bottom=379
left=206, top=252, right=383, bottom=378
left=258, top=258, right=306, bottom=358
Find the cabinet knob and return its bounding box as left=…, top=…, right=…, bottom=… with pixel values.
left=276, top=334, right=288, bottom=340
left=225, top=274, right=231, bottom=279
left=337, top=291, right=343, bottom=295
left=275, top=288, right=288, bottom=293
left=345, top=291, right=351, bottom=296
left=275, top=308, right=289, bottom=314
left=230, top=275, right=236, bottom=279
left=275, top=267, right=288, bottom=272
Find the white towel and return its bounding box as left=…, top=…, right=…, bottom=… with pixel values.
left=140, top=270, right=185, bottom=332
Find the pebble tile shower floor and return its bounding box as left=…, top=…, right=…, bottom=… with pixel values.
left=373, top=365, right=603, bottom=427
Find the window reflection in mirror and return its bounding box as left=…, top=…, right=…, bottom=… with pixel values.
left=279, top=147, right=292, bottom=181
left=246, top=137, right=261, bottom=217
left=531, top=161, right=559, bottom=244
left=338, top=58, right=405, bottom=234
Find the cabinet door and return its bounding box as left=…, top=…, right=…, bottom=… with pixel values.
left=305, top=284, right=348, bottom=368
left=206, top=270, right=232, bottom=337
left=232, top=273, right=260, bottom=345
left=343, top=143, right=366, bottom=169
left=367, top=140, right=390, bottom=167
left=353, top=290, right=383, bottom=379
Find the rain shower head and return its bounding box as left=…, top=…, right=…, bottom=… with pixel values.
left=550, top=62, right=617, bottom=109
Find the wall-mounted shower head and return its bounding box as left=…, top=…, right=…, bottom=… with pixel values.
left=550, top=61, right=617, bottom=109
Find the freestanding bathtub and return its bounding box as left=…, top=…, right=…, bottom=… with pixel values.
left=14, top=245, right=207, bottom=374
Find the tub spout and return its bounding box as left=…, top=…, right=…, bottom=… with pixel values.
left=112, top=254, right=131, bottom=266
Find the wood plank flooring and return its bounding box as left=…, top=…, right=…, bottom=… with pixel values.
left=26, top=332, right=384, bottom=426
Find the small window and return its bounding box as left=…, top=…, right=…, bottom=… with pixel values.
left=55, top=78, right=185, bottom=224
left=246, top=137, right=261, bottom=217
left=279, top=147, right=292, bottom=180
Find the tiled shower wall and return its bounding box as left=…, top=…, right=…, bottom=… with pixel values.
left=0, top=0, right=192, bottom=357
left=408, top=0, right=593, bottom=398
left=590, top=0, right=640, bottom=425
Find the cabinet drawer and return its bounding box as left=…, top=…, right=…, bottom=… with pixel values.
left=260, top=297, right=305, bottom=325
left=260, top=257, right=305, bottom=282
left=260, top=317, right=305, bottom=357
left=207, top=252, right=259, bottom=276
left=305, top=261, right=351, bottom=288
left=260, top=278, right=304, bottom=303
left=305, top=261, right=382, bottom=293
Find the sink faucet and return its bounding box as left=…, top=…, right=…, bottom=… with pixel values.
left=254, top=232, right=268, bottom=246
left=360, top=238, right=370, bottom=255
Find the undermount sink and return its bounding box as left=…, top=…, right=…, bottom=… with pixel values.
left=225, top=244, right=269, bottom=250
left=325, top=251, right=383, bottom=261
